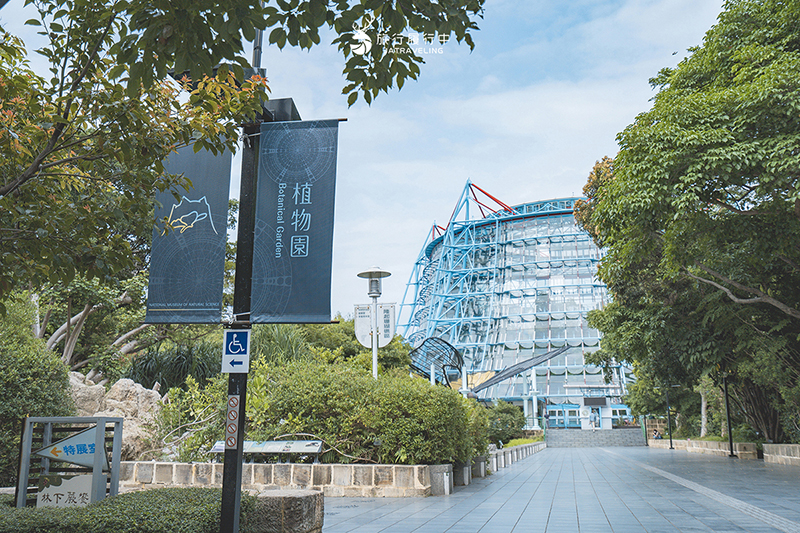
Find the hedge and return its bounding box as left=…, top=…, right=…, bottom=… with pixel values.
left=0, top=488, right=257, bottom=533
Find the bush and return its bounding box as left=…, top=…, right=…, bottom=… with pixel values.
left=151, top=374, right=228, bottom=462
left=0, top=488, right=257, bottom=533
left=162, top=360, right=487, bottom=465
left=0, top=293, right=74, bottom=487
left=123, top=341, right=221, bottom=390
left=370, top=373, right=472, bottom=464
left=464, top=398, right=490, bottom=458
left=486, top=400, right=525, bottom=446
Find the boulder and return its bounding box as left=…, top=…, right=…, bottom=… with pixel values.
left=69, top=372, right=105, bottom=417
left=69, top=375, right=162, bottom=461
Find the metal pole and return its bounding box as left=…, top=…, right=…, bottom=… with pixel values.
left=666, top=389, right=674, bottom=450
left=643, top=416, right=648, bottom=446
left=220, top=116, right=260, bottom=533
left=252, top=1, right=265, bottom=69
left=724, top=376, right=738, bottom=458
left=371, top=295, right=378, bottom=379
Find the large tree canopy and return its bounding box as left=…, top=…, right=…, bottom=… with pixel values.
left=0, top=29, right=269, bottom=313
left=589, top=0, right=800, bottom=319
left=576, top=0, right=800, bottom=443
left=0, top=0, right=485, bottom=312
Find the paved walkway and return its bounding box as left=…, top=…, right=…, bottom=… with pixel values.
left=323, top=447, right=800, bottom=533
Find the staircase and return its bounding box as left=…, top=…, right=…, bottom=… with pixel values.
left=546, top=427, right=646, bottom=447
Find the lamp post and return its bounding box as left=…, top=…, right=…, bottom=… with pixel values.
left=723, top=375, right=738, bottom=458
left=664, top=384, right=680, bottom=450
left=357, top=267, right=391, bottom=379
left=665, top=388, right=674, bottom=450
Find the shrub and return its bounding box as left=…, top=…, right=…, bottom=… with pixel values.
left=162, top=359, right=487, bottom=465
left=0, top=488, right=257, bottom=533
left=151, top=374, right=228, bottom=462
left=464, top=398, right=490, bottom=458
left=123, top=341, right=221, bottom=390
left=486, top=400, right=526, bottom=446
left=370, top=374, right=471, bottom=464
left=0, top=294, right=74, bottom=487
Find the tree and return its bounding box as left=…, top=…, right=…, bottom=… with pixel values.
left=1, top=0, right=486, bottom=312
left=592, top=0, right=800, bottom=321
left=0, top=28, right=270, bottom=315
left=575, top=0, right=800, bottom=443
left=303, top=317, right=412, bottom=372
left=486, top=400, right=524, bottom=446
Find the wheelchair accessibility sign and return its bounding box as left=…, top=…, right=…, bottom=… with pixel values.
left=222, top=329, right=250, bottom=373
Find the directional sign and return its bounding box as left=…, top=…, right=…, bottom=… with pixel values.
left=33, top=426, right=108, bottom=470
left=222, top=329, right=250, bottom=373
left=354, top=303, right=396, bottom=349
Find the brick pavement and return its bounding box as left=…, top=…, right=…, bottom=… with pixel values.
left=323, top=446, right=800, bottom=533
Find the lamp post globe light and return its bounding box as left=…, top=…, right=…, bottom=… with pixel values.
left=357, top=267, right=391, bottom=379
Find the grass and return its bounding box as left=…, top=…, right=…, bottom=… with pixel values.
left=504, top=437, right=543, bottom=447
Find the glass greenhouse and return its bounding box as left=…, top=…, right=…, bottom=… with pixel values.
left=398, top=182, right=632, bottom=429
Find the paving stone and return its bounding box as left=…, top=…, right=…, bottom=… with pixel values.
left=322, top=446, right=800, bottom=532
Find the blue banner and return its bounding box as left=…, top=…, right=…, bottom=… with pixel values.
left=145, top=146, right=231, bottom=323
left=251, top=120, right=339, bottom=323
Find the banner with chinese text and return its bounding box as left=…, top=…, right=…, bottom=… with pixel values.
left=251, top=120, right=339, bottom=323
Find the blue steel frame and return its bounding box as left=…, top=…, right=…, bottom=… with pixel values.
left=398, top=181, right=631, bottom=407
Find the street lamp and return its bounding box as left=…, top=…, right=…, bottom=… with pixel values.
left=664, top=384, right=680, bottom=450
left=357, top=267, right=391, bottom=379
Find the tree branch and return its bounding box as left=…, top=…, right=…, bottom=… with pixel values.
left=112, top=323, right=152, bottom=354
left=683, top=265, right=800, bottom=320
left=778, top=255, right=800, bottom=274
left=0, top=14, right=116, bottom=198
left=38, top=152, right=112, bottom=171
left=61, top=302, right=93, bottom=366
left=708, top=197, right=764, bottom=216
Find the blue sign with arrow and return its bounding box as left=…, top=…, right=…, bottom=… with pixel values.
left=222, top=330, right=250, bottom=373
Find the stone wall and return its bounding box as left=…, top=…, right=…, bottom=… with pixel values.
left=120, top=461, right=431, bottom=498
left=648, top=439, right=758, bottom=459
left=488, top=442, right=546, bottom=473
left=763, top=443, right=800, bottom=466
left=120, top=443, right=548, bottom=498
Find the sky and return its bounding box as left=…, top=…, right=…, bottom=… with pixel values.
left=2, top=0, right=724, bottom=322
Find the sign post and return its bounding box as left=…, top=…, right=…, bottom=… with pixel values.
left=219, top=114, right=259, bottom=533
left=16, top=417, right=123, bottom=509
left=356, top=268, right=392, bottom=379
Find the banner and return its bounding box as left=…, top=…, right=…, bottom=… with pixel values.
left=251, top=120, right=339, bottom=323
left=145, top=146, right=231, bottom=323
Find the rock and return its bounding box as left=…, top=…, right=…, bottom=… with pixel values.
left=69, top=371, right=105, bottom=417
left=69, top=375, right=162, bottom=461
